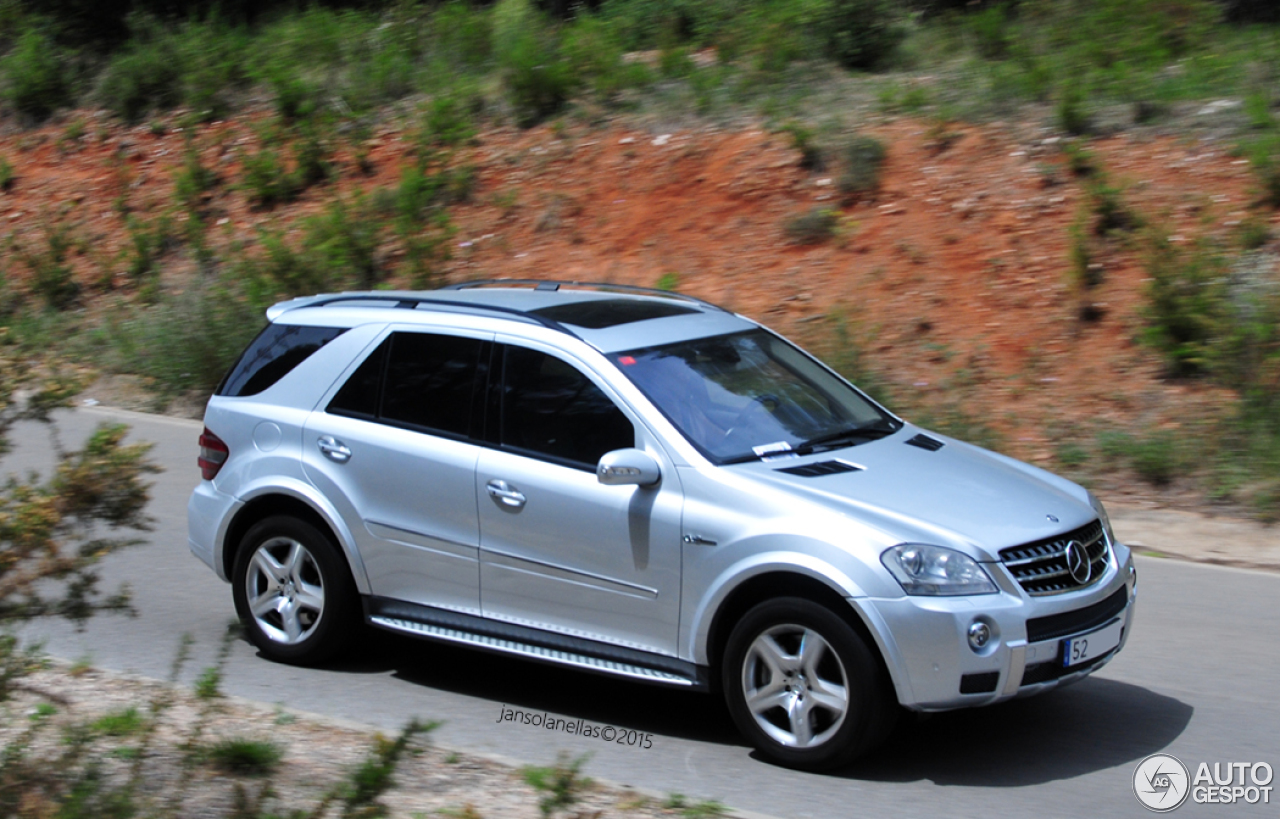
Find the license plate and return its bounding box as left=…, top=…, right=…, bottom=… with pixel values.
left=1062, top=618, right=1124, bottom=668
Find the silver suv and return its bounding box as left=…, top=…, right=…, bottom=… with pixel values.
left=187, top=281, right=1137, bottom=770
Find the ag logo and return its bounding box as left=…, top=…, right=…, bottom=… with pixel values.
left=1134, top=753, right=1190, bottom=812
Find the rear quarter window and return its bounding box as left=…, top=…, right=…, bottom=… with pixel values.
left=218, top=324, right=346, bottom=397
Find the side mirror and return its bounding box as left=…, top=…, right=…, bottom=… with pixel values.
left=596, top=448, right=661, bottom=487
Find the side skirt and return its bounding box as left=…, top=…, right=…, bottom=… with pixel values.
left=363, top=596, right=709, bottom=691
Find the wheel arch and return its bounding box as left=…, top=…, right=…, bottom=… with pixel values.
left=222, top=485, right=370, bottom=594
left=700, top=569, right=897, bottom=699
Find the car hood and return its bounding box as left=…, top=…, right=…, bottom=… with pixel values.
left=733, top=427, right=1096, bottom=561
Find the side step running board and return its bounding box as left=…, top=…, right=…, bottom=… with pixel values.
left=371, top=619, right=696, bottom=685
left=364, top=596, right=706, bottom=689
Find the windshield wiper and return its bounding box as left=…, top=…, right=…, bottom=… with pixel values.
left=721, top=421, right=901, bottom=465
left=794, top=422, right=900, bottom=454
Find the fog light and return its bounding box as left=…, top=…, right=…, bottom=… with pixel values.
left=968, top=621, right=992, bottom=651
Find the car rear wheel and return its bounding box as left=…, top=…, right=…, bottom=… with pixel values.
left=232, top=515, right=357, bottom=665
left=722, top=597, right=895, bottom=770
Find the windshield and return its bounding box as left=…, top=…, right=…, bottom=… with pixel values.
left=610, top=331, right=898, bottom=463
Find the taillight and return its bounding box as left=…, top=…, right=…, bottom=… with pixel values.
left=198, top=427, right=229, bottom=480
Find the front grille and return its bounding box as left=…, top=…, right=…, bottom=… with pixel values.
left=999, top=520, right=1109, bottom=595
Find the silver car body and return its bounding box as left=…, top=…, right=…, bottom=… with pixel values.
left=188, top=286, right=1137, bottom=712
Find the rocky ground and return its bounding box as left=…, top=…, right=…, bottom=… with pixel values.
left=3, top=662, right=731, bottom=819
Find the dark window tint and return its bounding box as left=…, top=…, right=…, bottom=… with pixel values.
left=219, top=324, right=345, bottom=397
left=501, top=346, right=634, bottom=467
left=380, top=333, right=483, bottom=436
left=327, top=338, right=388, bottom=418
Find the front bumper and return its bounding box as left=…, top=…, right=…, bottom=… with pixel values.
left=855, top=544, right=1137, bottom=711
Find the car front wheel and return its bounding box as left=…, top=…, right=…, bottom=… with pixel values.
left=722, top=597, right=895, bottom=770
left=232, top=515, right=357, bottom=665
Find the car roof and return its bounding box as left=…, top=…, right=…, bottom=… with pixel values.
left=265, top=282, right=760, bottom=354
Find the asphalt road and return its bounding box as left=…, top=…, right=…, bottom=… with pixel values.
left=7, top=407, right=1279, bottom=819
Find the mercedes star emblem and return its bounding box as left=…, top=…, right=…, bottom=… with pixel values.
left=1065, top=540, right=1091, bottom=584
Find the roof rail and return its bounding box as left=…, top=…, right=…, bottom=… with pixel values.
left=441, top=278, right=728, bottom=313
left=268, top=293, right=578, bottom=337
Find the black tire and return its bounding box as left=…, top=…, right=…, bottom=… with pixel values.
left=722, top=597, right=896, bottom=771
left=232, top=515, right=359, bottom=665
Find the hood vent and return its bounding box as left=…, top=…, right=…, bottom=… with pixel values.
left=775, top=460, right=863, bottom=478
left=905, top=434, right=944, bottom=451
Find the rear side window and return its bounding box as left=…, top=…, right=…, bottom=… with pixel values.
left=327, top=332, right=484, bottom=439
left=218, top=324, right=346, bottom=397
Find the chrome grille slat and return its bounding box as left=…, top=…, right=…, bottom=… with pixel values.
left=999, top=520, right=1109, bottom=596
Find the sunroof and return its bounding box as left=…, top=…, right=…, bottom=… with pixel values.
left=531, top=298, right=698, bottom=329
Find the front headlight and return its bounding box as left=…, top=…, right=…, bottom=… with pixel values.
left=1088, top=490, right=1116, bottom=544
left=881, top=544, right=998, bottom=596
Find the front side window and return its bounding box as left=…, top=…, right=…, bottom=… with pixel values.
left=219, top=324, right=346, bottom=397
left=610, top=331, right=898, bottom=464
left=327, top=332, right=484, bottom=439
left=499, top=346, right=634, bottom=468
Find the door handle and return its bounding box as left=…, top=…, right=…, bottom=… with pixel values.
left=486, top=479, right=526, bottom=509
left=317, top=435, right=352, bottom=463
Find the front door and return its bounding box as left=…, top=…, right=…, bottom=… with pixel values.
left=477, top=341, right=684, bottom=656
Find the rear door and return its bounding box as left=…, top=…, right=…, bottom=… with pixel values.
left=476, top=340, right=684, bottom=656
left=302, top=327, right=492, bottom=615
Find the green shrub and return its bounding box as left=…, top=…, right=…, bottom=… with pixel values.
left=837, top=134, right=886, bottom=200
left=562, top=13, right=648, bottom=101
left=0, top=155, right=13, bottom=191
left=1057, top=85, right=1091, bottom=136
left=820, top=0, right=905, bottom=70
left=99, top=278, right=263, bottom=398
left=1245, top=88, right=1275, bottom=130
left=1238, top=218, right=1271, bottom=250
left=784, top=207, right=839, bottom=244
left=1248, top=135, right=1280, bottom=207
left=123, top=214, right=173, bottom=296
left=522, top=752, right=592, bottom=819
left=1086, top=179, right=1140, bottom=235
left=1141, top=229, right=1229, bottom=376
left=1097, top=429, right=1184, bottom=486
left=292, top=120, right=334, bottom=190
left=266, top=69, right=324, bottom=123
left=503, top=34, right=578, bottom=126
left=243, top=230, right=329, bottom=300
left=967, top=1, right=1014, bottom=60
left=1, top=30, right=72, bottom=119
left=174, top=139, right=218, bottom=213
left=1068, top=208, right=1102, bottom=290
left=342, top=719, right=436, bottom=814
left=207, top=737, right=284, bottom=776
left=97, top=34, right=184, bottom=123
left=423, top=94, right=478, bottom=148
left=178, top=24, right=252, bottom=122
left=780, top=121, right=823, bottom=170
left=1063, top=141, right=1099, bottom=176
left=19, top=223, right=80, bottom=310
left=304, top=196, right=383, bottom=291
left=239, top=144, right=298, bottom=209
left=433, top=0, right=494, bottom=68
left=91, top=707, right=145, bottom=737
